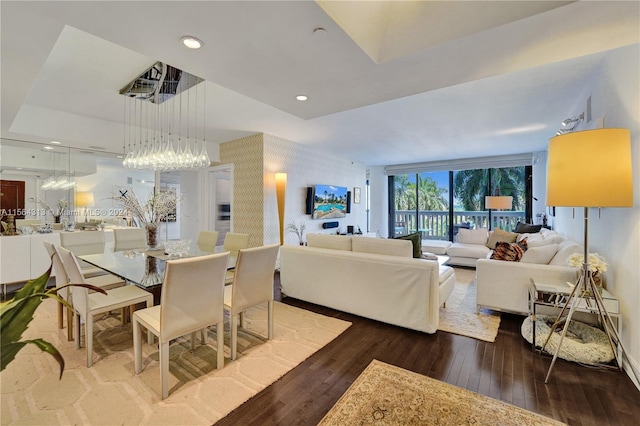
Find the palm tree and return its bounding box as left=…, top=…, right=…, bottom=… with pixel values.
left=394, top=175, right=412, bottom=210
left=417, top=175, right=448, bottom=210
left=454, top=167, right=525, bottom=210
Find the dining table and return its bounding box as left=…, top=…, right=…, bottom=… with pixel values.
left=79, top=242, right=236, bottom=305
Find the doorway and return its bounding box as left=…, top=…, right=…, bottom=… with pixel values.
left=207, top=165, right=233, bottom=246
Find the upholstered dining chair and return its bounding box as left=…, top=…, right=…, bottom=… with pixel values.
left=222, top=232, right=250, bottom=257
left=132, top=252, right=230, bottom=400
left=113, top=228, right=147, bottom=251
left=56, top=246, right=153, bottom=367
left=196, top=230, right=219, bottom=252
left=224, top=244, right=280, bottom=360
left=59, top=230, right=108, bottom=277
left=44, top=241, right=126, bottom=341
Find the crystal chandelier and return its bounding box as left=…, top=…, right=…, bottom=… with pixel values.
left=41, top=176, right=76, bottom=190
left=120, top=62, right=211, bottom=171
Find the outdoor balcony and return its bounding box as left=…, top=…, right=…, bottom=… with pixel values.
left=393, top=210, right=526, bottom=240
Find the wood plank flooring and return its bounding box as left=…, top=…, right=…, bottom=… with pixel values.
left=216, top=271, right=640, bottom=425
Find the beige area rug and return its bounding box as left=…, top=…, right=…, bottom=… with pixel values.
left=1, top=298, right=351, bottom=425
left=438, top=268, right=501, bottom=342
left=319, top=359, right=565, bottom=425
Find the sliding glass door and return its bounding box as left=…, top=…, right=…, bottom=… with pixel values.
left=390, top=166, right=530, bottom=240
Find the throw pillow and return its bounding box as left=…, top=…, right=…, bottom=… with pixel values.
left=515, top=222, right=543, bottom=233
left=457, top=228, right=489, bottom=245
left=520, top=244, right=559, bottom=264
left=486, top=228, right=518, bottom=249
left=491, top=241, right=526, bottom=262
left=393, top=232, right=421, bottom=258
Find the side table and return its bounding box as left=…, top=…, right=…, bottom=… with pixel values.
left=528, top=277, right=621, bottom=360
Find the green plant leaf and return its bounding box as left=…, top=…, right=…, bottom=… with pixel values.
left=0, top=264, right=51, bottom=346
left=0, top=262, right=108, bottom=379
left=1, top=339, right=65, bottom=378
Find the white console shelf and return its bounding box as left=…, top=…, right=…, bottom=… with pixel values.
left=0, top=229, right=118, bottom=296
left=1, top=233, right=61, bottom=294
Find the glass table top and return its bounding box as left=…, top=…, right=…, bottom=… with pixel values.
left=79, top=243, right=235, bottom=288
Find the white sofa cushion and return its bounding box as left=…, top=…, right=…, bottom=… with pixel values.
left=421, top=239, right=452, bottom=255
left=527, top=235, right=565, bottom=247
left=517, top=232, right=543, bottom=243
left=520, top=244, right=559, bottom=264
left=540, top=228, right=559, bottom=239
left=548, top=240, right=583, bottom=266
left=306, top=234, right=352, bottom=251
left=457, top=228, right=488, bottom=245
left=352, top=236, right=412, bottom=257
left=446, top=242, right=491, bottom=259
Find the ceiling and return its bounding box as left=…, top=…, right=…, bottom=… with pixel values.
left=1, top=1, right=638, bottom=167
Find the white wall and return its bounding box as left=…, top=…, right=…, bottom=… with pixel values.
left=75, top=159, right=155, bottom=221
left=552, top=44, right=639, bottom=386
left=262, top=134, right=367, bottom=245
left=367, top=166, right=389, bottom=237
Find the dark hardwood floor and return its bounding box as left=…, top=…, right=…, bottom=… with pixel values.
left=216, top=271, right=640, bottom=426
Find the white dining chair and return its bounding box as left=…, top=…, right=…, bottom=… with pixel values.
left=222, top=232, right=250, bottom=257
left=113, top=228, right=147, bottom=251
left=132, top=252, right=230, bottom=399
left=196, top=230, right=219, bottom=252
left=59, top=230, right=109, bottom=277
left=44, top=241, right=127, bottom=341
left=57, top=246, right=153, bottom=367
left=224, top=244, right=280, bottom=360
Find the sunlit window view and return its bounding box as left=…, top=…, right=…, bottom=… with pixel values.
left=391, top=167, right=528, bottom=240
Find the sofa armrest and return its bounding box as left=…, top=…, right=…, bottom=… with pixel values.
left=476, top=258, right=576, bottom=315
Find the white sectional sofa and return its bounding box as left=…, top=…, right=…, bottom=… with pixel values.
left=476, top=230, right=583, bottom=314
left=279, top=234, right=456, bottom=333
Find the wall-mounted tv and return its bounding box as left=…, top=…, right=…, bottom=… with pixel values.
left=311, top=184, right=348, bottom=219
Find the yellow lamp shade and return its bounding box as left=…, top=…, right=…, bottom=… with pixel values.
left=547, top=128, right=632, bottom=207
left=75, top=191, right=95, bottom=208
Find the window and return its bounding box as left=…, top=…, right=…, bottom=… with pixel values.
left=389, top=166, right=531, bottom=240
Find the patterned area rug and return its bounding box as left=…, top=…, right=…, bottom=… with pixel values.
left=1, top=298, right=351, bottom=425
left=319, top=360, right=566, bottom=425
left=438, top=268, right=501, bottom=342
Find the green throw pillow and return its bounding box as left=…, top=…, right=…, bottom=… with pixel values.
left=394, top=232, right=422, bottom=258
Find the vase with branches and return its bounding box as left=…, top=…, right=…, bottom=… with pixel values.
left=286, top=220, right=306, bottom=245
left=112, top=187, right=180, bottom=249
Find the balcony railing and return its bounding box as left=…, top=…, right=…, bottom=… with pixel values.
left=394, top=210, right=526, bottom=240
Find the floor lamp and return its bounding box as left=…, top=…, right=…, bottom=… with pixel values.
left=275, top=173, right=287, bottom=245
left=485, top=196, right=512, bottom=230
left=543, top=128, right=637, bottom=384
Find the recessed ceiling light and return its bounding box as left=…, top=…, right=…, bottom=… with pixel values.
left=116, top=155, right=123, bottom=159
left=43, top=146, right=54, bottom=150
left=50, top=141, right=62, bottom=145
left=313, top=27, right=328, bottom=37
left=296, top=95, right=308, bottom=101
left=16, top=167, right=23, bottom=170
left=181, top=36, right=203, bottom=49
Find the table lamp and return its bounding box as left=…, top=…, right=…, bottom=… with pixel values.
left=75, top=191, right=95, bottom=223
left=543, top=128, right=635, bottom=383
left=485, top=195, right=512, bottom=230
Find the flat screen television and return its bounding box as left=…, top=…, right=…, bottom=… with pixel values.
left=312, top=184, right=348, bottom=219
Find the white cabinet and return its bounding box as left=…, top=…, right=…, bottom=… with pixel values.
left=30, top=233, right=61, bottom=279
left=1, top=232, right=61, bottom=289
left=0, top=235, right=31, bottom=284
